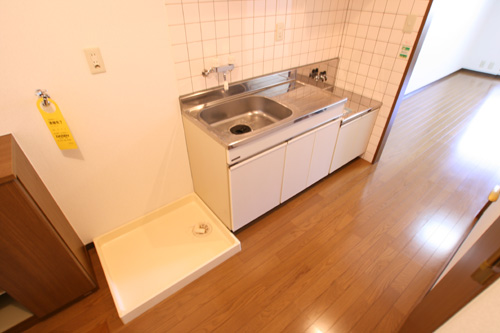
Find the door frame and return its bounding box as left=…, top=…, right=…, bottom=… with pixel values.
left=372, top=0, right=434, bottom=163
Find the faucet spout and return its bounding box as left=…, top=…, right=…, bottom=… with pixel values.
left=223, top=72, right=229, bottom=91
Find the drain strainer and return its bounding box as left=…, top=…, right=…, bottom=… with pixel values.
left=230, top=124, right=251, bottom=135
left=192, top=222, right=212, bottom=237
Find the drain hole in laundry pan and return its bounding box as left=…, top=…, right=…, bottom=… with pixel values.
left=230, top=124, right=251, bottom=135
left=192, top=223, right=212, bottom=237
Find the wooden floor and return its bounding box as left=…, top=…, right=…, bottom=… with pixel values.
left=25, top=71, right=500, bottom=332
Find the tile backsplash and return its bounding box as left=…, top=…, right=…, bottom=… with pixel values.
left=165, top=0, right=350, bottom=95
left=166, top=0, right=430, bottom=163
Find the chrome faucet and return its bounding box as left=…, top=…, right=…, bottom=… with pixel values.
left=202, top=64, right=235, bottom=91
left=202, top=64, right=234, bottom=77
left=319, top=71, right=327, bottom=82
left=309, top=68, right=327, bottom=82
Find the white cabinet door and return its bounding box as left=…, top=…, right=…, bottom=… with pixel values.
left=307, top=119, right=341, bottom=187
left=281, top=130, right=316, bottom=203
left=330, top=109, right=379, bottom=173
left=229, top=143, right=286, bottom=231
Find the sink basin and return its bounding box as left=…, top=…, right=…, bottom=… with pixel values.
left=199, top=96, right=293, bottom=135
left=181, top=84, right=247, bottom=107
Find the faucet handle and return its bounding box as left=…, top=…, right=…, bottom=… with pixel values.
left=309, top=68, right=319, bottom=78
left=202, top=68, right=214, bottom=77
left=319, top=71, right=327, bottom=82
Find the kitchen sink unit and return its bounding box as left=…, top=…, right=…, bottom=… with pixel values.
left=180, top=68, right=348, bottom=231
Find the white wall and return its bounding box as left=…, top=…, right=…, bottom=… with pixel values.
left=0, top=0, right=193, bottom=243
left=463, top=1, right=500, bottom=75
left=405, top=0, right=489, bottom=94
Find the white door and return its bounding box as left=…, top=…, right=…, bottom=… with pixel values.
left=229, top=143, right=286, bottom=231
left=307, top=119, right=341, bottom=187
left=281, top=130, right=315, bottom=203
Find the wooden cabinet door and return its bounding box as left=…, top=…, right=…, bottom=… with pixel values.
left=281, top=130, right=316, bottom=203
left=0, top=180, right=96, bottom=317
left=307, top=119, right=341, bottom=187
left=229, top=143, right=286, bottom=231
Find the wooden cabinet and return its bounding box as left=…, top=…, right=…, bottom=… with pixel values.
left=0, top=134, right=96, bottom=318
left=281, top=119, right=341, bottom=202
left=230, top=143, right=286, bottom=230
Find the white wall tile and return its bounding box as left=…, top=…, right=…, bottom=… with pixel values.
left=186, top=23, right=202, bottom=42
left=264, top=31, right=274, bottom=46
left=254, top=47, right=264, bottom=62
left=398, top=0, right=414, bottom=15
left=373, top=0, right=388, bottom=13
left=230, top=36, right=242, bottom=52
left=266, top=0, right=277, bottom=15
left=216, top=20, right=230, bottom=38
left=229, top=1, right=242, bottom=19
left=242, top=17, right=254, bottom=34
left=382, top=13, right=396, bottom=28
left=242, top=34, right=253, bottom=50
left=189, top=58, right=205, bottom=77
left=242, top=49, right=254, bottom=64
left=203, top=40, right=217, bottom=57
left=217, top=38, right=230, bottom=54
left=254, top=32, right=265, bottom=48
left=254, top=0, right=266, bottom=17
left=254, top=17, right=265, bottom=33
left=386, top=0, right=401, bottom=14
left=183, top=3, right=200, bottom=23
left=242, top=64, right=253, bottom=79
left=265, top=16, right=276, bottom=32
left=229, top=19, right=242, bottom=36
left=253, top=62, right=264, bottom=76
left=214, top=1, right=229, bottom=20
left=201, top=21, right=217, bottom=40
left=188, top=42, right=203, bottom=59
left=192, top=75, right=207, bottom=91
left=242, top=1, right=254, bottom=18
left=264, top=45, right=274, bottom=60
left=199, top=2, right=215, bottom=22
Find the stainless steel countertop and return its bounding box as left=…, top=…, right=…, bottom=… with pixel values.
left=182, top=81, right=347, bottom=149
left=327, top=87, right=383, bottom=124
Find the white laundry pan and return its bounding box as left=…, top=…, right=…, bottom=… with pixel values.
left=94, top=193, right=241, bottom=324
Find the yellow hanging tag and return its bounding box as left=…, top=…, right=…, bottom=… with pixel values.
left=36, top=97, right=78, bottom=150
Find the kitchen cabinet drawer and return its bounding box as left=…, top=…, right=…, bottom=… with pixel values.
left=229, top=143, right=286, bottom=230
left=330, top=109, right=379, bottom=173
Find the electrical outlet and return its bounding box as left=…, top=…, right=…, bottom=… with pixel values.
left=403, top=15, right=416, bottom=33
left=84, top=47, right=106, bottom=74
left=275, top=23, right=285, bottom=42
